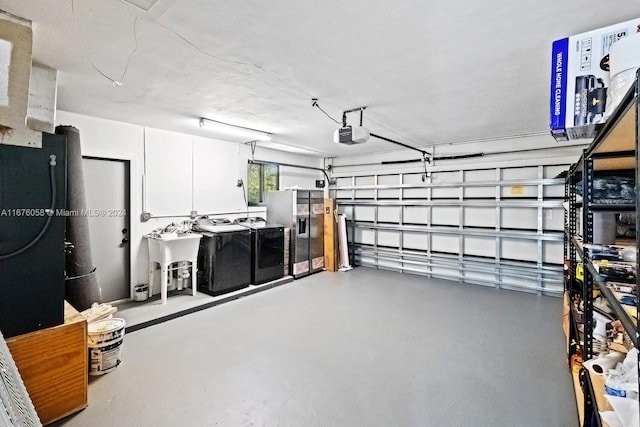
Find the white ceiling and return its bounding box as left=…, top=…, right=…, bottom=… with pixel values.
left=0, top=1, right=636, bottom=157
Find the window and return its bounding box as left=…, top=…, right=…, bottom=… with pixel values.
left=247, top=162, right=279, bottom=204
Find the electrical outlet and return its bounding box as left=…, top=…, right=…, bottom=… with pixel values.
left=190, top=210, right=197, bottom=219
left=237, top=179, right=243, bottom=187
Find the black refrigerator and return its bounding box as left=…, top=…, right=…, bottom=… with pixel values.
left=0, top=133, right=67, bottom=338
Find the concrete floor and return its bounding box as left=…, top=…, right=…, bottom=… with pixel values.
left=115, top=276, right=293, bottom=331
left=53, top=268, right=577, bottom=427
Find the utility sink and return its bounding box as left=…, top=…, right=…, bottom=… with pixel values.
left=145, top=233, right=202, bottom=304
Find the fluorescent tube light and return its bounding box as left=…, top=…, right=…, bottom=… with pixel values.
left=199, top=118, right=272, bottom=141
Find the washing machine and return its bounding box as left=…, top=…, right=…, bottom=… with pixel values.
left=192, top=217, right=252, bottom=296
left=234, top=217, right=285, bottom=285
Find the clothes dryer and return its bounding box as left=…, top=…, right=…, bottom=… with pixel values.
left=234, top=217, right=285, bottom=285
left=192, top=218, right=251, bottom=295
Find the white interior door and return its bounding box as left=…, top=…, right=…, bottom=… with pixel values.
left=83, top=157, right=131, bottom=302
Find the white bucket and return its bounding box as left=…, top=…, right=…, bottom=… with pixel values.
left=133, top=284, right=148, bottom=301
left=87, top=318, right=126, bottom=376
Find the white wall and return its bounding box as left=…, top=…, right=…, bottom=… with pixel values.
left=56, top=110, right=324, bottom=296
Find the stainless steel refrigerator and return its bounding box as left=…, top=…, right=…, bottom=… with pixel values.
left=265, top=189, right=324, bottom=278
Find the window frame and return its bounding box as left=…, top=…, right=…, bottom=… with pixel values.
left=247, top=161, right=279, bottom=205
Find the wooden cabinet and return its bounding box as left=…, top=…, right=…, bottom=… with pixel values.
left=6, top=302, right=87, bottom=425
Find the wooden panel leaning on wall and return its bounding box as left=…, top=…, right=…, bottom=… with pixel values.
left=324, top=198, right=339, bottom=272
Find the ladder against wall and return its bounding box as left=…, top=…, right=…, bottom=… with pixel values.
left=330, top=164, right=567, bottom=296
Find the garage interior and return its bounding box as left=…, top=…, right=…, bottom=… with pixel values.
left=0, top=1, right=639, bottom=426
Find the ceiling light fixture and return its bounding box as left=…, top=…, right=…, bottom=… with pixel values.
left=199, top=118, right=272, bottom=141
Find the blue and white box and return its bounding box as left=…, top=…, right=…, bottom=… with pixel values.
left=550, top=18, right=640, bottom=141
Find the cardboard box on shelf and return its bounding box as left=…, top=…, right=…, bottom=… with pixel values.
left=550, top=17, right=640, bottom=141
left=589, top=370, right=613, bottom=413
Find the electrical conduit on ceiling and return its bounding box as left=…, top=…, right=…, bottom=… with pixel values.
left=248, top=159, right=330, bottom=183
